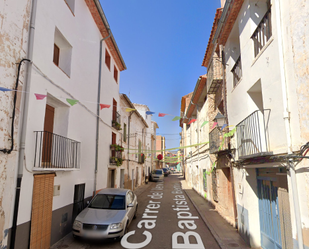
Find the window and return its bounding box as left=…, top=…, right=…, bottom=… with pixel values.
left=64, top=0, right=75, bottom=14
left=54, top=27, right=72, bottom=76
left=114, top=66, right=118, bottom=82
left=251, top=1, right=272, bottom=57
left=105, top=49, right=111, bottom=70
left=112, top=132, right=116, bottom=157
left=123, top=123, right=127, bottom=142
left=53, top=44, right=60, bottom=66
left=231, top=56, right=242, bottom=87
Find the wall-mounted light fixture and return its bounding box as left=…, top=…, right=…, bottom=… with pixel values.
left=214, top=112, right=226, bottom=129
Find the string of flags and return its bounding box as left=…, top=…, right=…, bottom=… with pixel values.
left=1, top=86, right=233, bottom=129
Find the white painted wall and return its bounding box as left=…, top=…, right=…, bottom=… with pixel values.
left=15, top=0, right=123, bottom=231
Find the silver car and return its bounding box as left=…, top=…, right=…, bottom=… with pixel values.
left=150, top=169, right=164, bottom=181
left=72, top=188, right=138, bottom=240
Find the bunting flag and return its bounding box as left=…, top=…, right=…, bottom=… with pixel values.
left=172, top=116, right=181, bottom=121
left=211, top=122, right=218, bottom=129
left=125, top=108, right=135, bottom=112
left=66, top=98, right=79, bottom=106
left=146, top=111, right=155, bottom=115
left=158, top=113, right=168, bottom=117
left=0, top=87, right=12, bottom=92
left=100, top=104, right=110, bottom=110
left=221, top=124, right=227, bottom=130
left=34, top=93, right=47, bottom=100
left=200, top=121, right=209, bottom=128
left=188, top=119, right=197, bottom=125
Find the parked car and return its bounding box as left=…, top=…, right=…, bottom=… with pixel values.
left=162, top=168, right=169, bottom=177
left=72, top=188, right=138, bottom=240
left=150, top=169, right=164, bottom=181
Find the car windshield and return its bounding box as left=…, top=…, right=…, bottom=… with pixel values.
left=88, top=194, right=125, bottom=210
left=153, top=170, right=163, bottom=175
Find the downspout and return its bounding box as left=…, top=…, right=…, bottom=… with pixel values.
left=127, top=112, right=133, bottom=186
left=94, top=28, right=111, bottom=195
left=275, top=1, right=303, bottom=248
left=10, top=0, right=37, bottom=248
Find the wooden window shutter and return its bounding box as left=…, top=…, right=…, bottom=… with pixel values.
left=53, top=44, right=60, bottom=66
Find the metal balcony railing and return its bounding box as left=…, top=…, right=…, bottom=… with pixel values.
left=112, top=110, right=121, bottom=130
left=207, top=54, right=223, bottom=94
left=34, top=131, right=80, bottom=169
left=236, top=110, right=271, bottom=159
left=209, top=127, right=229, bottom=154
left=231, top=56, right=242, bottom=87
left=251, top=8, right=272, bottom=57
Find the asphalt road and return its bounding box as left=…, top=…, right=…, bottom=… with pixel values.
left=64, top=174, right=220, bottom=249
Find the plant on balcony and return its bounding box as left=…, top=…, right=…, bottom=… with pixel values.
left=110, top=144, right=124, bottom=152
left=112, top=120, right=122, bottom=130
left=110, top=157, right=123, bottom=166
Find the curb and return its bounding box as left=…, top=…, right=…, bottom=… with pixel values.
left=183, top=188, right=226, bottom=249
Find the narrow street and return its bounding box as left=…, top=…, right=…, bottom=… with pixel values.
left=52, top=174, right=220, bottom=249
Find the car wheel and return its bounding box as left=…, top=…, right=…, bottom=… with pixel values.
left=133, top=205, right=138, bottom=219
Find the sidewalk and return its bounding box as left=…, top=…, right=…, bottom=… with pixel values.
left=181, top=179, right=251, bottom=249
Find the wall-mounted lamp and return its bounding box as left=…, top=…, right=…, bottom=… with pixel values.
left=214, top=113, right=226, bottom=128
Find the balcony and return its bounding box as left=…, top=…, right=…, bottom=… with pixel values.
left=34, top=131, right=80, bottom=169
left=236, top=110, right=271, bottom=159
left=252, top=8, right=272, bottom=57
left=209, top=127, right=229, bottom=154
left=110, top=144, right=123, bottom=166
left=207, top=54, right=223, bottom=94
left=112, top=110, right=121, bottom=130
left=231, top=56, right=242, bottom=87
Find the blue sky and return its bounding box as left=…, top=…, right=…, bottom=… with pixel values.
left=100, top=0, right=221, bottom=149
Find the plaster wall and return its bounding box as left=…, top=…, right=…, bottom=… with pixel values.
left=15, top=0, right=122, bottom=234
left=0, top=0, right=31, bottom=246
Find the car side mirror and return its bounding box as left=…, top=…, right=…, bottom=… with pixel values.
left=127, top=203, right=134, bottom=208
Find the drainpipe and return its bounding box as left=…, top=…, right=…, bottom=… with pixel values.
left=94, top=29, right=111, bottom=195
left=127, top=112, right=133, bottom=186
left=10, top=0, right=37, bottom=248
left=275, top=0, right=303, bottom=248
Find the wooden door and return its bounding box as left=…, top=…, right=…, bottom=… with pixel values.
left=30, top=174, right=54, bottom=249
left=42, top=105, right=54, bottom=165
left=112, top=99, right=117, bottom=121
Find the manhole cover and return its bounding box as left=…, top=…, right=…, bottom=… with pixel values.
left=227, top=243, right=240, bottom=247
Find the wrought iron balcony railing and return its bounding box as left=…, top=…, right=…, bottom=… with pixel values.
left=209, top=127, right=229, bottom=154
left=207, top=54, right=223, bottom=94
left=236, top=110, right=271, bottom=159
left=251, top=8, right=272, bottom=57
left=34, top=131, right=80, bottom=169
left=231, top=56, right=242, bottom=87
left=112, top=110, right=121, bottom=130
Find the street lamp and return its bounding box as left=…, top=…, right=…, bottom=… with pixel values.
left=214, top=112, right=226, bottom=129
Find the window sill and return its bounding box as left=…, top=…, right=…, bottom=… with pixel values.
left=33, top=167, right=80, bottom=172
left=251, top=37, right=274, bottom=67
left=54, top=62, right=71, bottom=78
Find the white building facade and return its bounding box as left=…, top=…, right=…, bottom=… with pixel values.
left=2, top=0, right=126, bottom=248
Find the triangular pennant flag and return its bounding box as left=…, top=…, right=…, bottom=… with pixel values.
left=126, top=108, right=135, bottom=112
left=0, top=87, right=12, bottom=92
left=146, top=111, right=155, bottom=115
left=100, top=104, right=110, bottom=110
left=66, top=98, right=79, bottom=106
left=201, top=121, right=209, bottom=128
left=221, top=124, right=227, bottom=130
left=188, top=119, right=197, bottom=125
left=158, top=113, right=168, bottom=117
left=211, top=122, right=218, bottom=129
left=172, top=116, right=181, bottom=121
left=34, top=93, right=47, bottom=100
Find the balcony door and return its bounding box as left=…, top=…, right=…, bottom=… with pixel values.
left=42, top=105, right=54, bottom=165
left=112, top=99, right=117, bottom=121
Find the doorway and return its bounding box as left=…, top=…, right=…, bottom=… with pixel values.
left=120, top=169, right=125, bottom=188
left=42, top=105, right=55, bottom=165
left=72, top=184, right=85, bottom=223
